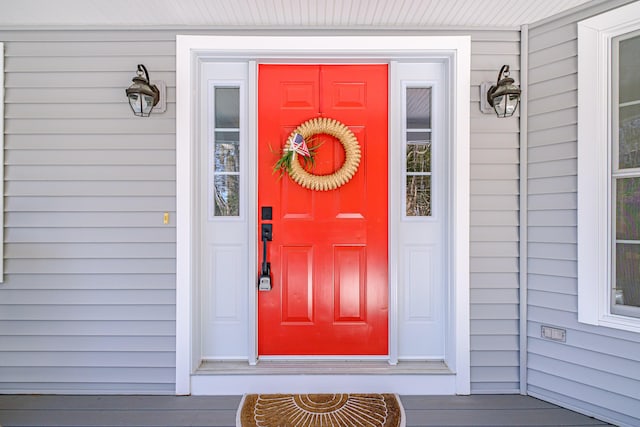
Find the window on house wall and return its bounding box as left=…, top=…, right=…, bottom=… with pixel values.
left=210, top=86, right=241, bottom=218
left=404, top=86, right=433, bottom=217
left=578, top=2, right=640, bottom=332
left=612, top=30, right=640, bottom=317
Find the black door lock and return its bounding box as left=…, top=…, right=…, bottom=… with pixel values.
left=258, top=224, right=273, bottom=291
left=261, top=223, right=272, bottom=241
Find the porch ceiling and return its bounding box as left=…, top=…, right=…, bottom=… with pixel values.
left=0, top=0, right=596, bottom=29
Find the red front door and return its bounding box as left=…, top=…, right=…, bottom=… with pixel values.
left=257, top=64, right=388, bottom=355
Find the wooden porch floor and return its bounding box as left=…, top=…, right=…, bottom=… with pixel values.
left=0, top=394, right=610, bottom=427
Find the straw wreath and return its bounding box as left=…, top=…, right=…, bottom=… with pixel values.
left=284, top=117, right=361, bottom=191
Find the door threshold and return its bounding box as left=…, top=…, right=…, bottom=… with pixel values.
left=197, top=359, right=451, bottom=375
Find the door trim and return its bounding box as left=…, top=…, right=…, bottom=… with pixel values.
left=176, top=35, right=470, bottom=395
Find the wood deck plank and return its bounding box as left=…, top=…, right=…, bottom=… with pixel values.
left=0, top=395, right=241, bottom=410
left=400, top=395, right=560, bottom=410
left=406, top=408, right=607, bottom=426
left=0, top=395, right=610, bottom=427
left=0, top=409, right=237, bottom=427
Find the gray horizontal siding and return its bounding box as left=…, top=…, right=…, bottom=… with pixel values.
left=0, top=29, right=177, bottom=394
left=526, top=1, right=640, bottom=425
left=0, top=27, right=520, bottom=395
left=469, top=31, right=520, bottom=395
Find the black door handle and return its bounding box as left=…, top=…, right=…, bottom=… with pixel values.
left=258, top=224, right=273, bottom=291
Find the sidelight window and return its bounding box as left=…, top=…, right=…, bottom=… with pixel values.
left=403, top=86, right=433, bottom=217
left=211, top=86, right=241, bottom=218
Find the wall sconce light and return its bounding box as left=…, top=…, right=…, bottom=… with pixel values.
left=126, top=64, right=160, bottom=117
left=480, top=65, right=522, bottom=118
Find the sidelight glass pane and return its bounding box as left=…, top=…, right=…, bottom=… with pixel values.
left=618, top=34, right=640, bottom=105
left=406, top=87, right=431, bottom=129
left=215, top=87, right=240, bottom=128
left=406, top=141, right=431, bottom=173
left=616, top=177, right=640, bottom=240
left=615, top=243, right=640, bottom=310
left=619, top=104, right=640, bottom=169
left=406, top=175, right=431, bottom=217
left=214, top=131, right=240, bottom=172
left=213, top=175, right=239, bottom=217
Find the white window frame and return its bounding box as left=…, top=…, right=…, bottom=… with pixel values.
left=578, top=1, right=640, bottom=333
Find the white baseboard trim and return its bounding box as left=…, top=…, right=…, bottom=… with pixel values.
left=191, top=373, right=456, bottom=395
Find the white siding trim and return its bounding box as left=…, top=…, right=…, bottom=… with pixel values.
left=175, top=36, right=193, bottom=395
left=388, top=61, right=399, bottom=366
left=577, top=1, right=640, bottom=333
left=453, top=41, right=472, bottom=395
left=519, top=24, right=529, bottom=395
left=247, top=61, right=258, bottom=366
left=176, top=35, right=471, bottom=395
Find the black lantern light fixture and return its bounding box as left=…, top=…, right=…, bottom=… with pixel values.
left=485, top=65, right=522, bottom=118
left=126, top=64, right=160, bottom=117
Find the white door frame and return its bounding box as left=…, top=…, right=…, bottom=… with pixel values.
left=176, top=35, right=470, bottom=395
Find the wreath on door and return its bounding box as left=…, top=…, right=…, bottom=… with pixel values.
left=273, top=117, right=361, bottom=191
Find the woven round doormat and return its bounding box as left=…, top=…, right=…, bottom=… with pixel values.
left=236, top=393, right=405, bottom=427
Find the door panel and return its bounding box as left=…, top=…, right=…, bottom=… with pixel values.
left=280, top=245, right=314, bottom=322
left=258, top=64, right=388, bottom=356
left=334, top=246, right=366, bottom=322
left=396, top=61, right=447, bottom=358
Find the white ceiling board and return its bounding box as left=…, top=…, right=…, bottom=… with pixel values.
left=0, top=0, right=597, bottom=28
